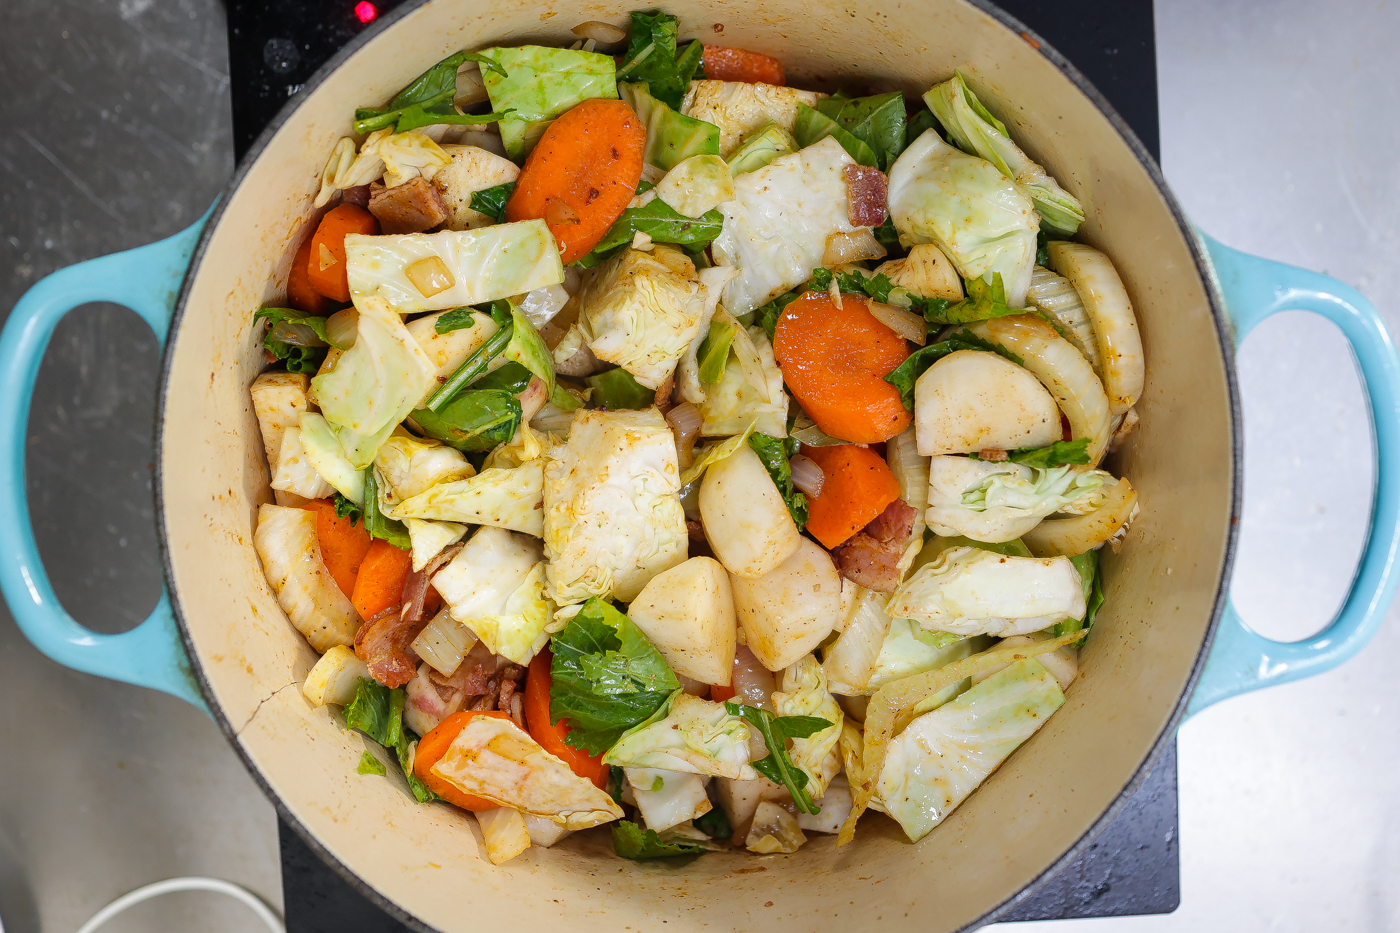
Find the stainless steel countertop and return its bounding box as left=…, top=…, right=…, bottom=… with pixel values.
left=2, top=1, right=1396, bottom=931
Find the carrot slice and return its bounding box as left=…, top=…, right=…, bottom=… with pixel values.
left=505, top=98, right=645, bottom=264
left=286, top=230, right=329, bottom=315
left=773, top=291, right=911, bottom=444
left=300, top=499, right=372, bottom=599
left=307, top=203, right=378, bottom=302
left=524, top=649, right=608, bottom=789
left=350, top=538, right=413, bottom=622
left=414, top=710, right=513, bottom=811
left=801, top=444, right=902, bottom=549
left=702, top=46, right=786, bottom=85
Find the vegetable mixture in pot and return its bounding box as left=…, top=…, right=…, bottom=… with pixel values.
left=251, top=10, right=1143, bottom=865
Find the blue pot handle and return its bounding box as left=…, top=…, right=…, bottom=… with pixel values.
left=0, top=211, right=213, bottom=710
left=1187, top=232, right=1400, bottom=714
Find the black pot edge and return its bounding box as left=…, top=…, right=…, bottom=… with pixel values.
left=151, top=1, right=1243, bottom=930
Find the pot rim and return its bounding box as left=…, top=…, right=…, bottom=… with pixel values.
left=153, top=1, right=1243, bottom=928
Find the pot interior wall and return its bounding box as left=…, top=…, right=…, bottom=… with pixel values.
left=159, top=1, right=1233, bottom=930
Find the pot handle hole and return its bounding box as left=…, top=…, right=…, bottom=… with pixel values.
left=0, top=212, right=213, bottom=710
left=1188, top=232, right=1400, bottom=714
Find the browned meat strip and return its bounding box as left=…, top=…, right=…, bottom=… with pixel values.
left=341, top=184, right=371, bottom=208
left=402, top=543, right=465, bottom=624
left=833, top=533, right=904, bottom=593
left=862, top=498, right=918, bottom=544
left=355, top=605, right=429, bottom=687
left=843, top=164, right=888, bottom=228
left=368, top=177, right=449, bottom=234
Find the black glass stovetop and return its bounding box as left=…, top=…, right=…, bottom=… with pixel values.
left=221, top=1, right=1174, bottom=927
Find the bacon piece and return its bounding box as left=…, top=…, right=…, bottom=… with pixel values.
left=862, top=498, right=918, bottom=545
left=341, top=184, right=371, bottom=208
left=833, top=533, right=904, bottom=593
left=843, top=164, right=888, bottom=228
left=368, top=177, right=449, bottom=234
left=653, top=373, right=675, bottom=414
left=402, top=543, right=465, bottom=624
left=355, top=605, right=430, bottom=688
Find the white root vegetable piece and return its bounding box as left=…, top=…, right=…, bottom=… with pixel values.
left=254, top=505, right=360, bottom=653
left=475, top=807, right=532, bottom=865
left=714, top=776, right=780, bottom=838
left=251, top=372, right=311, bottom=475
left=271, top=424, right=334, bottom=500
left=302, top=645, right=369, bottom=707
left=626, top=768, right=713, bottom=833
left=914, top=350, right=1061, bottom=456
left=699, top=443, right=801, bottom=578
left=746, top=799, right=807, bottom=853
left=431, top=145, right=521, bottom=230
left=965, top=315, right=1113, bottom=466
left=627, top=557, right=737, bottom=684
left=1022, top=477, right=1139, bottom=556
left=875, top=243, right=964, bottom=302
left=730, top=538, right=842, bottom=671
left=523, top=813, right=571, bottom=847
left=1046, top=241, right=1144, bottom=416
left=1025, top=264, right=1101, bottom=372
left=798, top=774, right=853, bottom=834
left=406, top=309, right=504, bottom=404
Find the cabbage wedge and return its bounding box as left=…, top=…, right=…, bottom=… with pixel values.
left=925, top=456, right=1110, bottom=543
left=254, top=505, right=359, bottom=653
left=603, top=691, right=760, bottom=780
left=771, top=655, right=843, bottom=798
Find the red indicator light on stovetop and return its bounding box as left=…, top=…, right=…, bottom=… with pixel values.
left=354, top=1, right=377, bottom=24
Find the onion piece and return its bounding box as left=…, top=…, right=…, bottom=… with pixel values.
left=1026, top=265, right=1101, bottom=371
left=324, top=308, right=358, bottom=349
left=572, top=20, right=628, bottom=43
left=964, top=314, right=1113, bottom=466
left=1046, top=241, right=1144, bottom=417
left=454, top=63, right=489, bottom=109
left=666, top=401, right=703, bottom=469
left=730, top=645, right=775, bottom=709
left=866, top=300, right=926, bottom=345
left=789, top=454, right=825, bottom=498
left=822, top=228, right=887, bottom=266
left=884, top=428, right=928, bottom=576
left=1022, top=477, right=1138, bottom=556
left=269, top=321, right=326, bottom=348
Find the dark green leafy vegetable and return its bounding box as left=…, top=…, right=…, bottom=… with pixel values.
left=906, top=108, right=939, bottom=143
left=814, top=92, right=907, bottom=170
left=577, top=198, right=725, bottom=268
left=362, top=470, right=412, bottom=549
left=254, top=307, right=329, bottom=374
left=332, top=493, right=363, bottom=526
left=792, top=104, right=878, bottom=167
left=873, top=215, right=904, bottom=258
left=434, top=308, right=476, bottom=334
left=752, top=289, right=802, bottom=341
left=608, top=765, right=627, bottom=806
left=469, top=182, right=516, bottom=223
left=396, top=729, right=438, bottom=803
left=883, top=329, right=1023, bottom=411
left=344, top=677, right=395, bottom=745
left=696, top=321, right=735, bottom=383
left=972, top=438, right=1091, bottom=469
left=411, top=390, right=522, bottom=452
left=747, top=433, right=808, bottom=527
left=586, top=367, right=655, bottom=410
left=357, top=751, right=387, bottom=776
left=354, top=50, right=510, bottom=134
left=693, top=806, right=732, bottom=840
left=611, top=820, right=706, bottom=859
left=549, top=598, right=681, bottom=755
left=424, top=307, right=515, bottom=410
left=470, top=360, right=535, bottom=394
left=724, top=702, right=832, bottom=814
left=616, top=10, right=705, bottom=110
left=932, top=272, right=1024, bottom=326
left=808, top=266, right=951, bottom=330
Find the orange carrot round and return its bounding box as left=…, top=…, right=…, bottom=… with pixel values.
left=350, top=538, right=413, bottom=621
left=773, top=291, right=912, bottom=444
left=801, top=444, right=902, bottom=549
left=702, top=46, right=786, bottom=85
left=300, top=499, right=372, bottom=599
left=415, top=710, right=513, bottom=811
left=307, top=203, right=378, bottom=302
left=525, top=649, right=608, bottom=789
left=505, top=98, right=645, bottom=264
left=287, top=230, right=330, bottom=315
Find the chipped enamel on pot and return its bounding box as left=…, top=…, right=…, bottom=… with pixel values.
left=156, top=2, right=1231, bottom=930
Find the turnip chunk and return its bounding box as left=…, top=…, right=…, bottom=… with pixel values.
left=699, top=443, right=801, bottom=578
left=628, top=557, right=737, bottom=684
left=914, top=350, right=1061, bottom=457
left=730, top=538, right=842, bottom=671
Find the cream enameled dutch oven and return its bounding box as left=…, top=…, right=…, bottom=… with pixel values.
left=5, top=1, right=1400, bottom=930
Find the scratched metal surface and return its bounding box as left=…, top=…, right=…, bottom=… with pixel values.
left=2, top=1, right=1399, bottom=932
left=0, top=1, right=280, bottom=932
